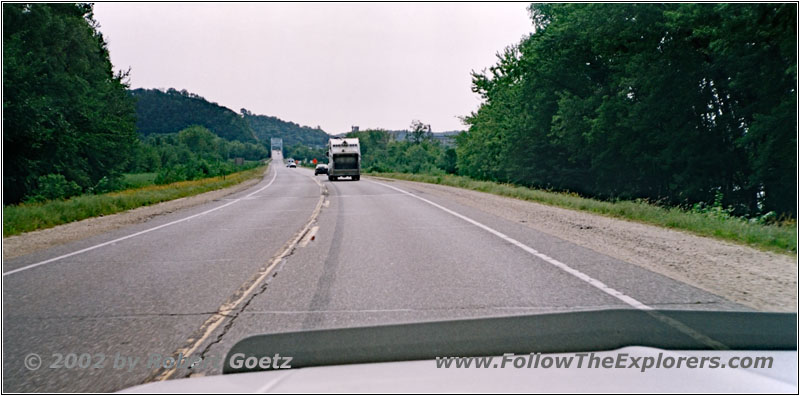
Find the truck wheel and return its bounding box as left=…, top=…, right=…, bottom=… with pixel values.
left=353, top=175, right=360, bottom=181
left=327, top=175, right=334, bottom=181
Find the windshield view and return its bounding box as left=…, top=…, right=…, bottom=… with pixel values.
left=2, top=2, right=797, bottom=393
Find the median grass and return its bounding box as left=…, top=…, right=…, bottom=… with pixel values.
left=3, top=164, right=268, bottom=237
left=369, top=172, right=797, bottom=255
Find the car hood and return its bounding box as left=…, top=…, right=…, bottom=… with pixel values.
left=122, top=347, right=797, bottom=393
left=122, top=309, right=797, bottom=393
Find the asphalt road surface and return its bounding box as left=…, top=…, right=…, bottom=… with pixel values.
left=3, top=153, right=746, bottom=392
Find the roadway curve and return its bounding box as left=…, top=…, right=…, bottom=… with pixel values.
left=2, top=153, right=744, bottom=392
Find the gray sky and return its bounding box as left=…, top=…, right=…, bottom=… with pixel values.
left=93, top=3, right=533, bottom=134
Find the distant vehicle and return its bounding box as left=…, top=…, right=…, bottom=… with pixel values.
left=326, top=137, right=360, bottom=181
left=314, top=164, right=328, bottom=175
left=287, top=162, right=296, bottom=168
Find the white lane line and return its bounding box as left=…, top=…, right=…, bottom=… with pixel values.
left=370, top=180, right=648, bottom=309
left=369, top=180, right=728, bottom=350
left=3, top=167, right=279, bottom=277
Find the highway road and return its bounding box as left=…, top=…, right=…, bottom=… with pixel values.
left=3, top=153, right=746, bottom=392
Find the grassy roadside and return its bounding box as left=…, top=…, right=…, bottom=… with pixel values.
left=3, top=164, right=269, bottom=237
left=121, top=172, right=158, bottom=189
left=369, top=172, right=797, bottom=255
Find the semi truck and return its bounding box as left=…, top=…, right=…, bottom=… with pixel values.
left=326, top=137, right=361, bottom=181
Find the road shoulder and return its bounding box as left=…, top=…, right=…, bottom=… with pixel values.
left=377, top=177, right=797, bottom=312
left=2, top=172, right=266, bottom=261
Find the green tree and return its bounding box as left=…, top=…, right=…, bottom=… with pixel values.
left=4, top=3, right=137, bottom=203
left=407, top=120, right=432, bottom=144
left=178, top=125, right=218, bottom=157
left=674, top=3, right=797, bottom=214
left=460, top=3, right=796, bottom=216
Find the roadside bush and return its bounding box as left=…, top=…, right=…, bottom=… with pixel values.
left=154, top=167, right=185, bottom=185
left=25, top=174, right=83, bottom=202
left=91, top=175, right=126, bottom=194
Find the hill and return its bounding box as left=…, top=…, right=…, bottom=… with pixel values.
left=131, top=88, right=256, bottom=142
left=241, top=109, right=329, bottom=148
left=131, top=88, right=330, bottom=148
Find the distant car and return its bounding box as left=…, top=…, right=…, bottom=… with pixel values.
left=287, top=162, right=296, bottom=168
left=314, top=164, right=328, bottom=175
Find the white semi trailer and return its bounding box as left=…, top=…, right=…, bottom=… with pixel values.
left=326, top=137, right=361, bottom=181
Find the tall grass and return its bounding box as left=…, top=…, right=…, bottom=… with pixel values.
left=370, top=172, right=796, bottom=255
left=121, top=172, right=158, bottom=189
left=4, top=165, right=268, bottom=236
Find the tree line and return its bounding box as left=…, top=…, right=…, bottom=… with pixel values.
left=132, top=88, right=257, bottom=142
left=4, top=3, right=137, bottom=204
left=5, top=4, right=795, bottom=218
left=458, top=3, right=796, bottom=217
left=242, top=109, right=330, bottom=148
left=126, top=126, right=266, bottom=185
left=347, top=121, right=458, bottom=175
left=133, top=89, right=331, bottom=147
left=3, top=3, right=322, bottom=204
left=339, top=5, right=795, bottom=219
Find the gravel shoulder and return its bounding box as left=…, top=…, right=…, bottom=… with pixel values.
left=381, top=177, right=797, bottom=313
left=2, top=173, right=265, bottom=261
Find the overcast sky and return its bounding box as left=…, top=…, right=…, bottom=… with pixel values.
left=93, top=3, right=533, bottom=134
